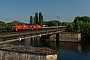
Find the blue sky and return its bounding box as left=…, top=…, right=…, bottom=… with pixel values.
left=0, top=0, right=90, bottom=23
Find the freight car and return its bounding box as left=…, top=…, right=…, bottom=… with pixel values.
left=11, top=24, right=41, bottom=31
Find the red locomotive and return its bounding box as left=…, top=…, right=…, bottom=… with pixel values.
left=11, top=24, right=41, bottom=31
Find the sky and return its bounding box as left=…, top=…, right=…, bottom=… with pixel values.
left=0, top=0, right=90, bottom=23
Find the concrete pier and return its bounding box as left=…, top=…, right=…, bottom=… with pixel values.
left=0, top=44, right=58, bottom=60
left=59, top=32, right=81, bottom=42
left=0, top=50, right=57, bottom=60
left=45, top=32, right=81, bottom=42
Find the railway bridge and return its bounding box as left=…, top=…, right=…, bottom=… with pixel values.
left=0, top=26, right=67, bottom=43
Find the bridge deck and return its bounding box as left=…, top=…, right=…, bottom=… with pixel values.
left=0, top=26, right=67, bottom=38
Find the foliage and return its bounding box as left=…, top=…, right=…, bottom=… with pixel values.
left=44, top=20, right=69, bottom=27
left=67, top=16, right=90, bottom=41
left=30, top=16, right=33, bottom=24
left=30, top=12, right=44, bottom=26
left=49, top=21, right=58, bottom=26
left=67, top=22, right=75, bottom=32
left=10, top=20, right=24, bottom=25
left=44, top=20, right=58, bottom=26
left=0, top=21, right=6, bottom=31
left=34, top=12, right=38, bottom=24
left=39, top=12, right=43, bottom=27
left=60, top=22, right=68, bottom=26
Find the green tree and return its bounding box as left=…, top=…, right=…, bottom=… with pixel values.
left=67, top=22, right=75, bottom=32
left=39, top=12, right=43, bottom=27
left=34, top=16, right=36, bottom=24
left=61, top=22, right=68, bottom=26
left=68, top=16, right=90, bottom=41
left=5, top=23, right=12, bottom=30
left=30, top=16, right=33, bottom=24
left=0, top=21, right=6, bottom=31
left=58, top=22, right=62, bottom=26
left=10, top=20, right=23, bottom=26
left=74, top=16, right=90, bottom=23
left=34, top=12, right=38, bottom=24
left=48, top=20, right=58, bottom=26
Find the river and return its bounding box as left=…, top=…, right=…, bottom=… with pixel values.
left=4, top=38, right=90, bottom=60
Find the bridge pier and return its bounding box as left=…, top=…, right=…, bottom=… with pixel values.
left=56, top=33, right=59, bottom=42
left=41, top=34, right=57, bottom=42
left=41, top=32, right=81, bottom=42
left=58, top=32, right=81, bottom=42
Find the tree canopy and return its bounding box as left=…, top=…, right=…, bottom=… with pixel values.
left=30, top=12, right=44, bottom=27
left=67, top=16, right=90, bottom=41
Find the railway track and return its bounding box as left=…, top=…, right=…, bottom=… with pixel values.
left=0, top=26, right=67, bottom=38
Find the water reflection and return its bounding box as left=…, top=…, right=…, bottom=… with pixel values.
left=81, top=42, right=90, bottom=53
left=8, top=38, right=50, bottom=47
left=8, top=38, right=90, bottom=53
